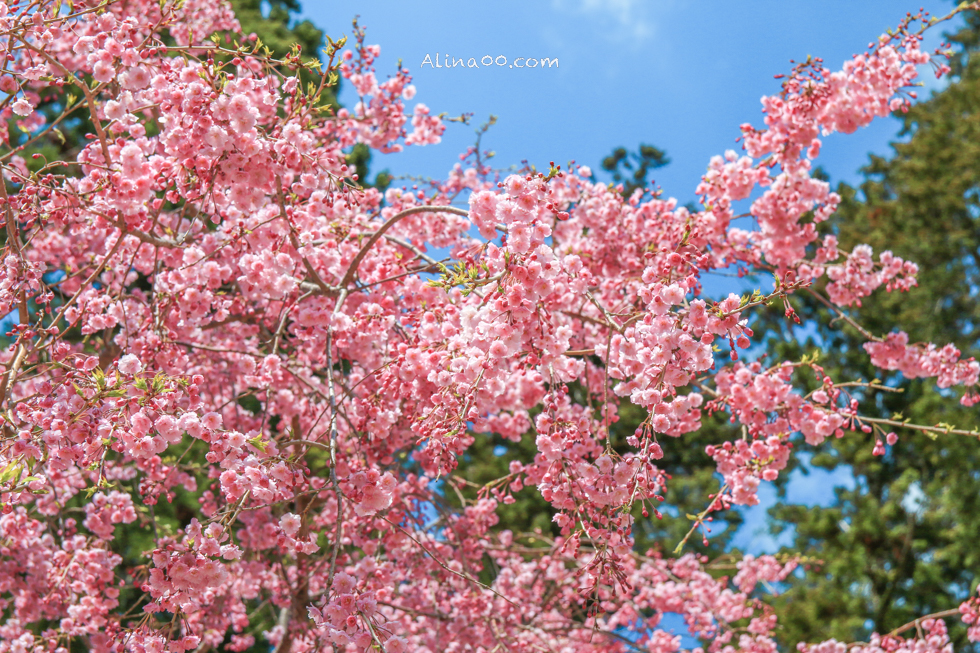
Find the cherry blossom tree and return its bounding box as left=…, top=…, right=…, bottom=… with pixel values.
left=0, top=0, right=977, bottom=651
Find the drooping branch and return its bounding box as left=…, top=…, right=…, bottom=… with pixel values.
left=277, top=175, right=335, bottom=297
left=338, top=205, right=469, bottom=289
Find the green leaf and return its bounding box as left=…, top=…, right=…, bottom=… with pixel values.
left=151, top=373, right=166, bottom=394
left=0, top=462, right=22, bottom=484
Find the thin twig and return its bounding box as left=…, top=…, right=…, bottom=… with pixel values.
left=857, top=415, right=979, bottom=440
left=805, top=288, right=879, bottom=342
left=380, top=516, right=518, bottom=608
left=277, top=175, right=335, bottom=295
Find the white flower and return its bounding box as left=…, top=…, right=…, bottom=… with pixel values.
left=117, top=354, right=143, bottom=376
left=11, top=98, right=33, bottom=116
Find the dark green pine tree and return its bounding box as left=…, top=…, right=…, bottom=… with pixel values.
left=600, top=143, right=669, bottom=199
left=232, top=0, right=325, bottom=78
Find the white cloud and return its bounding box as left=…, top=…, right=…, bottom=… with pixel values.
left=551, top=0, right=656, bottom=44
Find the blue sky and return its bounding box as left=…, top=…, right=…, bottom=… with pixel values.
left=303, top=0, right=960, bottom=208
left=296, top=0, right=960, bottom=557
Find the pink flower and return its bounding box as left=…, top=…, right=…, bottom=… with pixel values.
left=333, top=573, right=356, bottom=594
left=92, top=61, right=116, bottom=83
left=118, top=354, right=142, bottom=376
left=504, top=174, right=527, bottom=197
left=201, top=412, right=222, bottom=429
left=279, top=513, right=301, bottom=536
left=354, top=484, right=393, bottom=516
left=104, top=100, right=126, bottom=121
left=378, top=472, right=397, bottom=494
left=386, top=637, right=407, bottom=653
left=121, top=66, right=150, bottom=89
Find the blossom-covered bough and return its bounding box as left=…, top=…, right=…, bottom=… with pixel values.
left=0, top=0, right=978, bottom=650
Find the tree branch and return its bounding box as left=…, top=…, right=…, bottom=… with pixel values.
left=338, top=206, right=468, bottom=289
